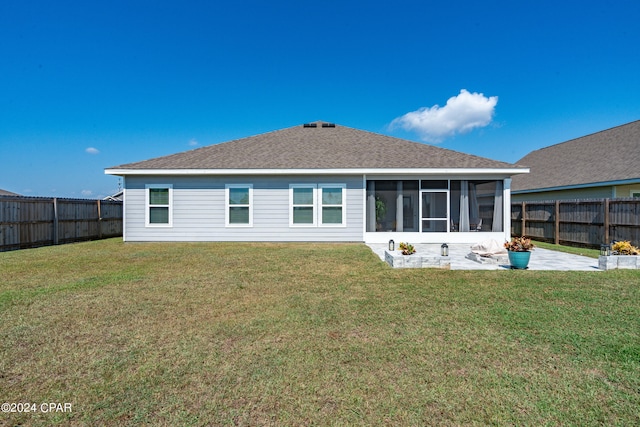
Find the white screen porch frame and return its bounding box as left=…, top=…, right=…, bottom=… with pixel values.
left=421, top=189, right=449, bottom=232
left=362, top=176, right=512, bottom=244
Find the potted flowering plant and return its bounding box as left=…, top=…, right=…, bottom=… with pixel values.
left=398, top=242, right=416, bottom=255
left=504, top=236, right=534, bottom=269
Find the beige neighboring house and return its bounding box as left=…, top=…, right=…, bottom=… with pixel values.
left=512, top=120, right=640, bottom=201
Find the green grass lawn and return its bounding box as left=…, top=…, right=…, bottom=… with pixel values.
left=1, top=239, right=639, bottom=426
left=532, top=240, right=601, bottom=259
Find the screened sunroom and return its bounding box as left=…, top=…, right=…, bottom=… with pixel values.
left=364, top=178, right=511, bottom=244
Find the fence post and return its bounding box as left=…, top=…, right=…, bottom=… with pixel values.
left=554, top=200, right=560, bottom=244
left=53, top=198, right=59, bottom=245
left=521, top=201, right=526, bottom=236
left=97, top=199, right=102, bottom=239
left=604, top=198, right=610, bottom=244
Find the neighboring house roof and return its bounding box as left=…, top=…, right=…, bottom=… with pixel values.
left=0, top=188, right=20, bottom=196
left=103, top=191, right=123, bottom=201
left=512, top=120, right=640, bottom=193
left=106, top=121, right=525, bottom=174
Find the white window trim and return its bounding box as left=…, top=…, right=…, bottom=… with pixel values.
left=225, top=184, right=253, bottom=227
left=145, top=184, right=173, bottom=227
left=319, top=183, right=347, bottom=227
left=289, top=183, right=347, bottom=227
left=290, top=184, right=317, bottom=227
left=630, top=189, right=640, bottom=198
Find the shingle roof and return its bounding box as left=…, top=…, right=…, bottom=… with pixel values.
left=512, top=120, right=640, bottom=192
left=0, top=188, right=20, bottom=196
left=109, top=121, right=521, bottom=171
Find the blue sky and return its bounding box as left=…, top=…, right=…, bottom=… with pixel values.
left=2, top=0, right=639, bottom=198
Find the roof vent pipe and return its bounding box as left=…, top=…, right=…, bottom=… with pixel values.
left=303, top=123, right=317, bottom=128
left=322, top=123, right=336, bottom=128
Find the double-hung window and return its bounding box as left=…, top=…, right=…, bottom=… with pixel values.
left=146, top=184, right=172, bottom=227
left=290, top=185, right=316, bottom=226
left=226, top=184, right=253, bottom=226
left=290, top=184, right=346, bottom=227
left=319, top=184, right=346, bottom=226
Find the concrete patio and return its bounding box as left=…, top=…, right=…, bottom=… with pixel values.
left=367, top=243, right=601, bottom=271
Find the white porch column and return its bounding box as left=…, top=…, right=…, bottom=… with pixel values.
left=503, top=178, right=512, bottom=241
left=396, top=181, right=403, bottom=232
left=367, top=180, right=376, bottom=232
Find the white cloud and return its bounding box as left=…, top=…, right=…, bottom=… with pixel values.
left=390, top=89, right=498, bottom=143
left=188, top=139, right=199, bottom=147
left=81, top=190, right=93, bottom=197
left=85, top=147, right=100, bottom=154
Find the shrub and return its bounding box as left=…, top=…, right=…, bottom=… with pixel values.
left=611, top=240, right=639, bottom=255
left=398, top=242, right=416, bottom=255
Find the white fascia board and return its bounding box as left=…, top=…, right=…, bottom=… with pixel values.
left=105, top=167, right=529, bottom=176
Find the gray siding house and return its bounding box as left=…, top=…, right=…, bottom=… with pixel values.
left=512, top=120, right=640, bottom=201
left=105, top=122, right=528, bottom=244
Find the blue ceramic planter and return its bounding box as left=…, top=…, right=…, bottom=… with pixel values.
left=508, top=251, right=531, bottom=269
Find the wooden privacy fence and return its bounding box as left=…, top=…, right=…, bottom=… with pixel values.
left=0, top=196, right=123, bottom=252
left=511, top=198, right=640, bottom=248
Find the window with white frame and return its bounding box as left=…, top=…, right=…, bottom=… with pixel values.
left=226, top=184, right=253, bottom=226
left=146, top=184, right=172, bottom=227
left=290, top=184, right=346, bottom=227
left=319, top=184, right=346, bottom=226
left=290, top=184, right=316, bottom=226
